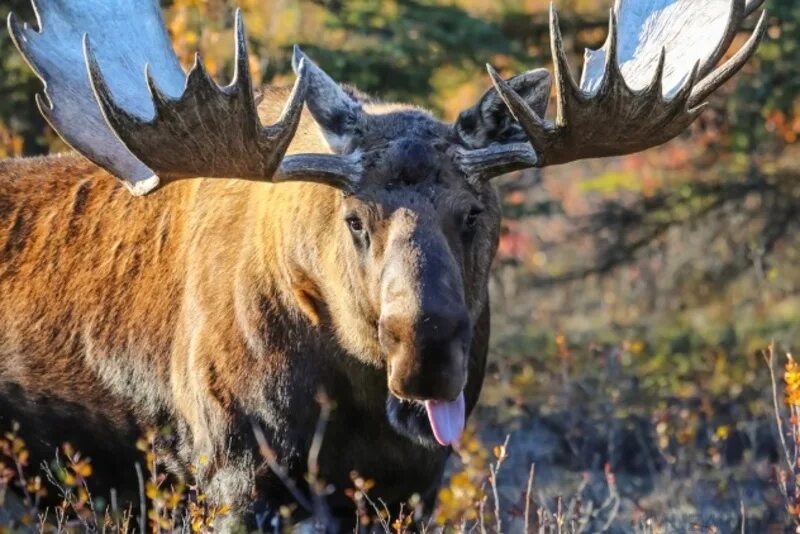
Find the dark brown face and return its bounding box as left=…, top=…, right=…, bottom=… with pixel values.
left=295, top=68, right=515, bottom=446
left=335, top=120, right=500, bottom=447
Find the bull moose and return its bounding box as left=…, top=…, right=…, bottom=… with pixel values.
left=0, top=0, right=766, bottom=529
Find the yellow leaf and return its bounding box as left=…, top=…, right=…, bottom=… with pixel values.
left=74, top=461, right=92, bottom=478
left=216, top=504, right=231, bottom=516
left=493, top=445, right=506, bottom=460
left=146, top=481, right=157, bottom=500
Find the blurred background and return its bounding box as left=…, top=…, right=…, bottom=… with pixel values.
left=1, top=0, right=799, bottom=530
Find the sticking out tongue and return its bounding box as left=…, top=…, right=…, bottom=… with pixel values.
left=424, top=392, right=465, bottom=447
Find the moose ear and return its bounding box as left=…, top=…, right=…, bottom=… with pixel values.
left=292, top=46, right=365, bottom=154
left=455, top=69, right=551, bottom=149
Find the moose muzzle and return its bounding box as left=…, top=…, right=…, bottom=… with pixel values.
left=379, top=219, right=471, bottom=446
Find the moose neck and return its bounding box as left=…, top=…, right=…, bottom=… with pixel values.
left=243, top=179, right=382, bottom=367
left=237, top=98, right=387, bottom=366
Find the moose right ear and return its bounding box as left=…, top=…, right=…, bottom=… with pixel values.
left=292, top=46, right=365, bottom=154
left=455, top=69, right=551, bottom=149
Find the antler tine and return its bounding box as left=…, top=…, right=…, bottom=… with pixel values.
left=486, top=65, right=552, bottom=154
left=698, top=0, right=747, bottom=80
left=666, top=61, right=700, bottom=118
left=144, top=64, right=173, bottom=116
left=598, top=7, right=625, bottom=98
left=230, top=9, right=252, bottom=92
left=463, top=0, right=766, bottom=176
left=267, top=59, right=309, bottom=150
left=745, top=0, right=767, bottom=17
left=689, top=9, right=768, bottom=108
left=549, top=4, right=581, bottom=129
left=642, top=48, right=667, bottom=100
left=7, top=13, right=33, bottom=76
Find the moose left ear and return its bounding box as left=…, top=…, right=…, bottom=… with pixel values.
left=455, top=69, right=551, bottom=149
left=292, top=46, right=365, bottom=154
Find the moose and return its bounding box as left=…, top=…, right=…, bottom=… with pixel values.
left=0, top=0, right=765, bottom=528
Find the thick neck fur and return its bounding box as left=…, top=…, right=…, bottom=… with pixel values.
left=0, top=95, right=366, bottom=415
left=0, top=89, right=489, bottom=518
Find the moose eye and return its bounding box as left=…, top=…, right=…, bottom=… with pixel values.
left=346, top=214, right=365, bottom=234
left=463, top=207, right=484, bottom=231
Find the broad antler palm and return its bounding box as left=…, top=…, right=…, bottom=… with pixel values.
left=8, top=1, right=360, bottom=195
left=462, top=0, right=767, bottom=180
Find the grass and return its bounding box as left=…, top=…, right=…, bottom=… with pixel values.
left=0, top=334, right=796, bottom=532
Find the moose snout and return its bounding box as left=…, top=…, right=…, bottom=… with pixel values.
left=381, top=309, right=471, bottom=402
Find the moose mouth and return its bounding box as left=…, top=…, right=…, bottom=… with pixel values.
left=385, top=392, right=465, bottom=448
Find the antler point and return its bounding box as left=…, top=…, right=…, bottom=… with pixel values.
left=234, top=9, right=245, bottom=37
left=294, top=56, right=307, bottom=78
left=81, top=33, right=97, bottom=67
left=34, top=92, right=51, bottom=112
left=7, top=12, right=24, bottom=46
left=126, top=174, right=161, bottom=197
left=292, top=45, right=309, bottom=73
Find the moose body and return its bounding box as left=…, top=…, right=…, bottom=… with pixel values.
left=0, top=0, right=765, bottom=527
left=0, top=100, right=495, bottom=518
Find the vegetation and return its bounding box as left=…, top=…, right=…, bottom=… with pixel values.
left=1, top=0, right=799, bottom=531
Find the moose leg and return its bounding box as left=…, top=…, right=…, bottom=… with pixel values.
left=169, top=354, right=251, bottom=526
left=174, top=399, right=261, bottom=530
left=204, top=459, right=258, bottom=532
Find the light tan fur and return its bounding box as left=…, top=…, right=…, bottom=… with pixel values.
left=0, top=88, right=501, bottom=523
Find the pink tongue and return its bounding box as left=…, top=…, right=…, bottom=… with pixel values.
left=424, top=392, right=465, bottom=447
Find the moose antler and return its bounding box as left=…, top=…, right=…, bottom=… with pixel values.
left=465, top=0, right=767, bottom=179
left=8, top=1, right=360, bottom=195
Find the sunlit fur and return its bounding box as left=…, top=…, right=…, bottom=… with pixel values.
left=0, top=87, right=500, bottom=525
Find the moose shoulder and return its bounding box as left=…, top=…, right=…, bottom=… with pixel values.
left=0, top=0, right=765, bottom=528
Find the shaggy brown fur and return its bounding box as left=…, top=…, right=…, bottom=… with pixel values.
left=0, top=89, right=501, bottom=527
